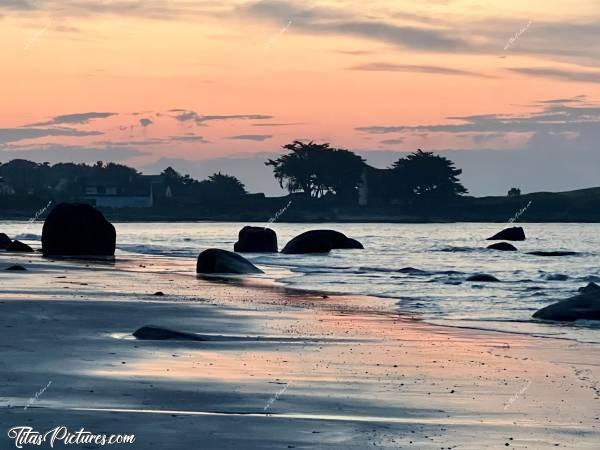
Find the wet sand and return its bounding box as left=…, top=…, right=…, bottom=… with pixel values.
left=0, top=252, right=599, bottom=449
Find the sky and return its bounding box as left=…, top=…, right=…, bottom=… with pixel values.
left=1, top=0, right=600, bottom=196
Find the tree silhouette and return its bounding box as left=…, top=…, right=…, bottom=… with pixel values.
left=508, top=187, right=521, bottom=197
left=391, top=149, right=467, bottom=201
left=266, top=141, right=365, bottom=200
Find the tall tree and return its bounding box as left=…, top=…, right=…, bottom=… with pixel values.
left=266, top=141, right=365, bottom=200
left=391, top=149, right=467, bottom=200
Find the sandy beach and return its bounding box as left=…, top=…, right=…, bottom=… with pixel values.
left=1, top=251, right=599, bottom=449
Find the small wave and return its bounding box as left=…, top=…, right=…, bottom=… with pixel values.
left=435, top=246, right=477, bottom=253
left=14, top=233, right=40, bottom=240
left=117, top=244, right=197, bottom=258
left=542, top=273, right=569, bottom=281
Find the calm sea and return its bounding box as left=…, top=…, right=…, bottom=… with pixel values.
left=4, top=221, right=600, bottom=343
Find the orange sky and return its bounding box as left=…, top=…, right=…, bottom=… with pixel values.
left=1, top=0, right=600, bottom=174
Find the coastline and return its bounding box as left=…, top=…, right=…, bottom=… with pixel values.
left=1, top=251, right=599, bottom=448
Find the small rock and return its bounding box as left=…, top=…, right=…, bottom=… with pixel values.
left=466, top=273, right=501, bottom=282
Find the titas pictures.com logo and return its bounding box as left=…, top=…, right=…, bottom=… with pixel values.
left=7, top=426, right=135, bottom=448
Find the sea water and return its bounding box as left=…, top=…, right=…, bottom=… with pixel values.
left=3, top=221, right=599, bottom=343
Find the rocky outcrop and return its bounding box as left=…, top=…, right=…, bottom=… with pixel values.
left=466, top=273, right=501, bottom=282
left=7, top=240, right=34, bottom=252
left=281, top=230, right=364, bottom=254
left=486, top=227, right=526, bottom=241
left=42, top=203, right=116, bottom=256
left=0, top=233, right=11, bottom=249
left=533, top=283, right=600, bottom=322
left=487, top=242, right=518, bottom=251
left=196, top=248, right=263, bottom=274
left=5, top=265, right=27, bottom=271
left=234, top=226, right=278, bottom=253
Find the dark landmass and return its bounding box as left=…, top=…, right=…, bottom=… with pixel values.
left=1, top=149, right=600, bottom=223
left=2, top=185, right=600, bottom=222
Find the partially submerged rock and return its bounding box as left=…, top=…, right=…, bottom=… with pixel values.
left=533, top=284, right=600, bottom=322
left=196, top=248, right=263, bottom=274
left=487, top=242, right=518, bottom=251
left=7, top=240, right=34, bottom=252
left=0, top=233, right=11, bottom=250
left=487, top=227, right=526, bottom=241
left=5, top=264, right=27, bottom=271
left=527, top=251, right=578, bottom=257
left=281, top=230, right=363, bottom=254
left=42, top=203, right=116, bottom=256
left=133, top=326, right=206, bottom=341
left=234, top=226, right=278, bottom=253
left=466, top=273, right=501, bottom=282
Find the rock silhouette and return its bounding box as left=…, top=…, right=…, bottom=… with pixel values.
left=533, top=283, right=600, bottom=321
left=196, top=248, right=263, bottom=274
left=133, top=326, right=207, bottom=341
left=487, top=242, right=517, bottom=251
left=42, top=203, right=116, bottom=256
left=7, top=240, right=34, bottom=253
left=282, top=230, right=363, bottom=254
left=527, top=251, right=578, bottom=257
left=487, top=227, right=525, bottom=241
left=234, top=226, right=278, bottom=253
left=0, top=233, right=11, bottom=249
left=466, top=273, right=500, bottom=282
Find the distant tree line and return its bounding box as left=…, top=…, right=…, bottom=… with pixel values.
left=266, top=141, right=467, bottom=205
left=0, top=159, right=247, bottom=204
left=0, top=142, right=468, bottom=211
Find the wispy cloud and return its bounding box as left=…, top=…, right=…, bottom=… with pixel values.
left=0, top=127, right=102, bottom=144
left=349, top=62, right=494, bottom=78
left=228, top=134, right=272, bottom=141
left=28, top=112, right=117, bottom=126
left=173, top=111, right=273, bottom=125
left=508, top=67, right=600, bottom=84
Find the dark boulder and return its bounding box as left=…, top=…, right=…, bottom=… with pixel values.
left=579, top=282, right=600, bottom=294
left=533, top=285, right=600, bottom=322
left=42, top=203, right=116, bottom=256
left=234, top=226, right=278, bottom=253
left=133, top=326, right=206, bottom=341
left=7, top=240, right=34, bottom=252
left=487, top=242, right=518, bottom=251
left=527, top=251, right=578, bottom=257
left=0, top=233, right=11, bottom=249
left=281, top=230, right=364, bottom=254
left=196, top=248, right=263, bottom=274
left=487, top=227, right=526, bottom=241
left=5, top=264, right=27, bottom=271
left=466, top=273, right=501, bottom=282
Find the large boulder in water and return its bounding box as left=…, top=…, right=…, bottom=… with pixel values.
left=533, top=283, right=600, bottom=322
left=0, top=233, right=11, bottom=249
left=234, top=226, right=277, bottom=253
left=487, top=227, right=525, bottom=241
left=42, top=203, right=116, bottom=256
left=487, top=242, right=517, bottom=251
left=7, top=240, right=34, bottom=252
left=196, top=248, right=263, bottom=274
left=281, top=230, right=364, bottom=254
